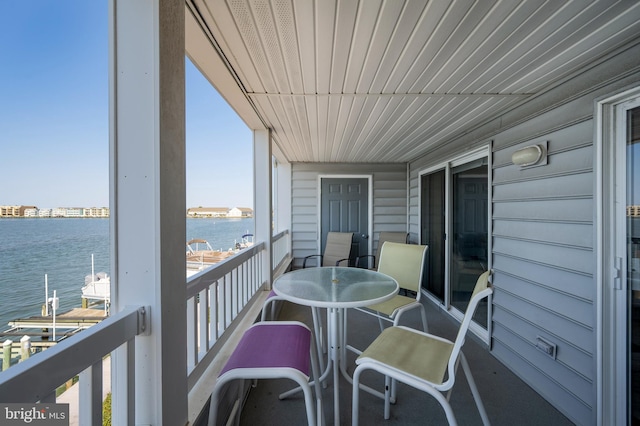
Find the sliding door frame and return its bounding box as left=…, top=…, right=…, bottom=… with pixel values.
left=418, top=145, right=492, bottom=343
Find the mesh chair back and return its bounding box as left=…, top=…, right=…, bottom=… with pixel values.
left=377, top=242, right=428, bottom=293
left=322, top=232, right=353, bottom=266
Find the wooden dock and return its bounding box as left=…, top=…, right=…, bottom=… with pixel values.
left=1, top=308, right=107, bottom=340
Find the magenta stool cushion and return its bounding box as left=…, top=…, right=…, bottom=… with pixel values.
left=220, top=322, right=311, bottom=377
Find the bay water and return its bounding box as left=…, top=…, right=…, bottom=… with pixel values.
left=0, top=217, right=254, bottom=331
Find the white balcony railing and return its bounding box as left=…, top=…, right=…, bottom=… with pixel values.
left=0, top=306, right=146, bottom=424
left=272, top=229, right=290, bottom=274
left=0, top=231, right=292, bottom=424
left=186, top=241, right=266, bottom=389
left=185, top=230, right=288, bottom=386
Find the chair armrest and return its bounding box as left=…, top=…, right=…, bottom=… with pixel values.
left=355, top=255, right=375, bottom=269
left=336, top=258, right=350, bottom=267
left=303, top=254, right=323, bottom=268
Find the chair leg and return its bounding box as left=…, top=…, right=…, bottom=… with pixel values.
left=384, top=375, right=391, bottom=419
left=355, top=363, right=460, bottom=426
left=261, top=297, right=277, bottom=321
left=431, top=387, right=459, bottom=426
left=260, top=300, right=270, bottom=321
left=208, top=378, right=227, bottom=426
left=311, top=306, right=326, bottom=373
left=460, top=352, right=490, bottom=426
left=309, top=332, right=325, bottom=426
left=390, top=376, right=397, bottom=405
left=233, top=380, right=245, bottom=426
left=352, top=366, right=363, bottom=426
left=419, top=305, right=429, bottom=332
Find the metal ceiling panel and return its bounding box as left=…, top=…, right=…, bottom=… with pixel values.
left=188, top=0, right=640, bottom=163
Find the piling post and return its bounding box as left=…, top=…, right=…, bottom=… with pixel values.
left=20, top=335, right=31, bottom=362
left=2, top=340, right=13, bottom=371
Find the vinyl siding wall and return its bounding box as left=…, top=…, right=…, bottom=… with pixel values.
left=290, top=163, right=407, bottom=267
left=407, top=43, right=640, bottom=425
left=490, top=119, right=595, bottom=425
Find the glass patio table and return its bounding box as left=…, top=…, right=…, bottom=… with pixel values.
left=273, top=266, right=399, bottom=425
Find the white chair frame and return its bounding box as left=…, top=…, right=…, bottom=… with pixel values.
left=351, top=271, right=492, bottom=426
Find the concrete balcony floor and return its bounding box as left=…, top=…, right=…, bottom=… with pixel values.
left=215, top=296, right=574, bottom=425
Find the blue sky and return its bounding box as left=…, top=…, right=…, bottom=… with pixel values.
left=0, top=1, right=253, bottom=209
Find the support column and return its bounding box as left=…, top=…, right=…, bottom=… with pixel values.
left=109, top=1, right=186, bottom=424
left=254, top=129, right=273, bottom=286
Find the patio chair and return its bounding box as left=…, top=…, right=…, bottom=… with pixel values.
left=347, top=242, right=429, bottom=356
left=208, top=321, right=324, bottom=426
left=302, top=231, right=354, bottom=268
left=351, top=270, right=492, bottom=425
left=263, top=231, right=354, bottom=362
left=355, top=231, right=409, bottom=269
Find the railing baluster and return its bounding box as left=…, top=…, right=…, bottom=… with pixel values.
left=186, top=297, right=196, bottom=371
left=78, top=359, right=103, bottom=425
left=212, top=280, right=219, bottom=340
left=198, top=288, right=208, bottom=358
left=126, top=339, right=135, bottom=425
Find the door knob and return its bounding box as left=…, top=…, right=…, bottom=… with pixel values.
left=361, top=234, right=369, bottom=239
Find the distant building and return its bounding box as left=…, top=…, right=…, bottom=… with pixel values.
left=65, top=208, right=83, bottom=217
left=51, top=208, right=66, bottom=218
left=0, top=205, right=109, bottom=218
left=83, top=207, right=110, bottom=218
left=187, top=207, right=253, bottom=218
left=0, top=205, right=37, bottom=217
left=235, top=207, right=253, bottom=218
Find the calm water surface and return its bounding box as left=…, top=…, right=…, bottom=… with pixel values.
left=0, top=217, right=254, bottom=330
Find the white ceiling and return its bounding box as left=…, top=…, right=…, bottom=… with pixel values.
left=186, top=0, right=640, bottom=163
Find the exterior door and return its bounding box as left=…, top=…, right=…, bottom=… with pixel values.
left=321, top=178, right=369, bottom=266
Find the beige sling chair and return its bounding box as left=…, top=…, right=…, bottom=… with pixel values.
left=351, top=270, right=492, bottom=426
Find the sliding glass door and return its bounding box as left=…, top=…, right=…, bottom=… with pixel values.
left=450, top=159, right=489, bottom=328
left=622, top=102, right=640, bottom=423
left=420, top=149, right=490, bottom=331
left=420, top=169, right=446, bottom=302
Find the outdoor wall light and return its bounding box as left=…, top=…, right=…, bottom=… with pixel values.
left=511, top=142, right=548, bottom=167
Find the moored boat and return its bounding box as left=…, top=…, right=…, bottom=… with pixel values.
left=186, top=238, right=236, bottom=276
left=81, top=255, right=110, bottom=313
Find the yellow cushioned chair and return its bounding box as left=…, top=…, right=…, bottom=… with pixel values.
left=348, top=242, right=429, bottom=358
left=351, top=270, right=492, bottom=425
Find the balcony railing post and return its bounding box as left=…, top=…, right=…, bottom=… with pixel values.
left=2, top=340, right=12, bottom=371
left=20, top=336, right=30, bottom=362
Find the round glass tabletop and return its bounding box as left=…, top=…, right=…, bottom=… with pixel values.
left=273, top=266, right=399, bottom=308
